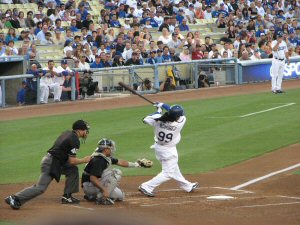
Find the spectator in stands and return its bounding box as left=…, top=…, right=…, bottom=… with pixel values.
left=76, top=2, right=88, bottom=20
left=192, top=44, right=203, bottom=60
left=179, top=19, right=190, bottom=31
left=7, top=40, right=18, bottom=55
left=110, top=14, right=121, bottom=28
left=158, top=27, right=171, bottom=44
left=44, top=32, right=55, bottom=45
left=5, top=28, right=18, bottom=43
left=53, top=30, right=64, bottom=45
left=179, top=45, right=192, bottom=61
left=167, top=32, right=184, bottom=49
left=204, top=5, right=213, bottom=19
left=169, top=48, right=181, bottom=62
left=112, top=55, right=125, bottom=67
left=18, top=11, right=26, bottom=28
left=161, top=46, right=171, bottom=62
left=90, top=54, right=102, bottom=68
left=145, top=50, right=157, bottom=64
left=155, top=49, right=163, bottom=63
left=36, top=25, right=49, bottom=43
left=125, top=51, right=141, bottom=66
left=78, top=54, right=90, bottom=70
left=9, top=13, right=21, bottom=29
left=158, top=16, right=170, bottom=32
left=239, top=50, right=250, bottom=61
left=82, top=13, right=93, bottom=29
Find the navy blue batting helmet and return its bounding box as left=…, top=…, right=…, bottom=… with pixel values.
left=168, top=105, right=184, bottom=120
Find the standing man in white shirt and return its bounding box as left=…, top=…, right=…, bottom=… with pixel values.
left=271, top=32, right=290, bottom=94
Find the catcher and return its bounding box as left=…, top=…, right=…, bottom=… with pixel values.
left=81, top=138, right=152, bottom=205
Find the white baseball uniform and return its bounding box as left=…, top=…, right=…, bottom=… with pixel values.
left=140, top=108, right=195, bottom=193
left=271, top=40, right=288, bottom=92
left=42, top=67, right=63, bottom=102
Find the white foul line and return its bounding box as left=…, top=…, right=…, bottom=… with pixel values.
left=240, top=103, right=295, bottom=118
left=236, top=201, right=300, bottom=208
left=231, top=163, right=300, bottom=190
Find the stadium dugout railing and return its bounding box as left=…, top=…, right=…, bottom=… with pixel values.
left=0, top=58, right=237, bottom=108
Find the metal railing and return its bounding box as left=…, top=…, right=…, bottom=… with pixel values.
left=1, top=58, right=238, bottom=108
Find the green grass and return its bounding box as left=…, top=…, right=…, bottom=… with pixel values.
left=1, top=89, right=300, bottom=184
left=294, top=171, right=300, bottom=175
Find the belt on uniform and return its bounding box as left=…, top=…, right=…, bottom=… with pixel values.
left=274, top=57, right=285, bottom=61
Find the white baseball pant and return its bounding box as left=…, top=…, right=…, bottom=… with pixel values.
left=40, top=83, right=62, bottom=103
left=271, top=59, right=285, bottom=91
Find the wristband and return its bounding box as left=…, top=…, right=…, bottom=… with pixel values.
left=128, top=162, right=139, bottom=168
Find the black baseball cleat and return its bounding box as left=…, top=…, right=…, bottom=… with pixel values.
left=84, top=195, right=96, bottom=202
left=95, top=197, right=114, bottom=205
left=188, top=182, right=199, bottom=193
left=272, top=90, right=278, bottom=94
left=138, top=186, right=155, bottom=197
left=5, top=195, right=21, bottom=210
left=61, top=194, right=80, bottom=204
left=276, top=90, right=284, bottom=94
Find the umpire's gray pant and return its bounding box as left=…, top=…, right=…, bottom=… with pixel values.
left=15, top=154, right=79, bottom=205
left=82, top=168, right=124, bottom=201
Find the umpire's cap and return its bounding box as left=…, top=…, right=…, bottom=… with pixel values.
left=72, top=120, right=90, bottom=132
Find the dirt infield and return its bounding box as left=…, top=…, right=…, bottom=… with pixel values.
left=1, top=80, right=300, bottom=225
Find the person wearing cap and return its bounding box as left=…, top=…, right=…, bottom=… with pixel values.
left=185, top=4, right=196, bottom=24
left=270, top=31, right=290, bottom=94
left=124, top=51, right=142, bottom=66
left=155, top=49, right=164, bottom=63
left=57, top=59, right=73, bottom=74
left=204, top=5, right=213, bottom=19
left=176, top=8, right=185, bottom=24
left=250, top=49, right=261, bottom=60
left=76, top=2, right=88, bottom=20
left=255, top=25, right=266, bottom=37
left=16, top=80, right=27, bottom=106
left=5, top=120, right=92, bottom=210
left=168, top=32, right=184, bottom=49
left=145, top=50, right=158, bottom=64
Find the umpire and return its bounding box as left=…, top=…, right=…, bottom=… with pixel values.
left=5, top=120, right=91, bottom=210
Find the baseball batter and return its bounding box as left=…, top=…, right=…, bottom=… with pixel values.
left=5, top=120, right=91, bottom=210
left=139, top=103, right=198, bottom=197
left=271, top=32, right=290, bottom=94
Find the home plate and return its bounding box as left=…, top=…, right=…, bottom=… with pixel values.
left=207, top=195, right=234, bottom=200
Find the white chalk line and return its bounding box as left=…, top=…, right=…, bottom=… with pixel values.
left=207, top=102, right=295, bottom=118
left=68, top=205, right=95, bottom=211
left=141, top=201, right=195, bottom=207
left=240, top=102, right=295, bottom=118
left=231, top=162, right=300, bottom=190
left=212, top=187, right=253, bottom=193
left=277, top=195, right=300, bottom=200
left=236, top=201, right=300, bottom=208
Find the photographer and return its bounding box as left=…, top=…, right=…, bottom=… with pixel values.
left=159, top=76, right=176, bottom=92
left=198, top=72, right=210, bottom=88
left=137, top=78, right=154, bottom=91
left=79, top=70, right=98, bottom=99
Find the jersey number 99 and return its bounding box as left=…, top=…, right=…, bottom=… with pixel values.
left=158, top=131, right=173, bottom=143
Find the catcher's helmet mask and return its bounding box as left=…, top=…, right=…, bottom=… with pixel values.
left=168, top=105, right=184, bottom=120
left=96, top=138, right=116, bottom=153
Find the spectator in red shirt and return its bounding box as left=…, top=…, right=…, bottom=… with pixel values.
left=192, top=44, right=203, bottom=60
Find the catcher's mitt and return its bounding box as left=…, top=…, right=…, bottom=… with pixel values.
left=137, top=158, right=153, bottom=168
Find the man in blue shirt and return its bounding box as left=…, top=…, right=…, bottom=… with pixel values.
left=162, top=46, right=172, bottom=62
left=110, top=14, right=121, bottom=28
left=146, top=50, right=157, bottom=64
left=179, top=19, right=189, bottom=31
left=90, top=55, right=103, bottom=68
left=176, top=9, right=185, bottom=24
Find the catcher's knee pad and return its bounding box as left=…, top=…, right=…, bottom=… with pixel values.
left=112, top=168, right=122, bottom=181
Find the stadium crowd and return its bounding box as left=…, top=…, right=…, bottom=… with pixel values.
left=1, top=0, right=300, bottom=103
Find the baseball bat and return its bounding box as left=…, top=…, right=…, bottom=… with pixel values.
left=118, top=82, right=155, bottom=105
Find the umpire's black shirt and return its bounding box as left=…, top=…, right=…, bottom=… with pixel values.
left=48, top=130, right=80, bottom=164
